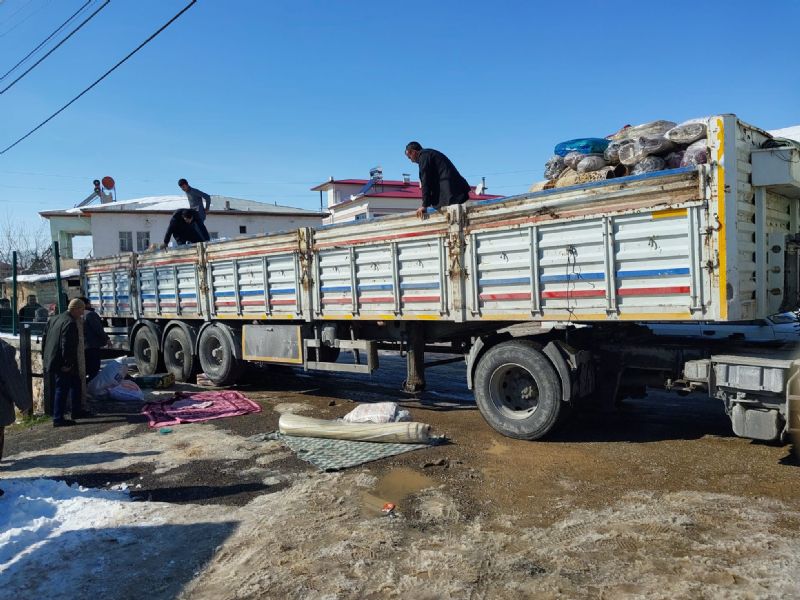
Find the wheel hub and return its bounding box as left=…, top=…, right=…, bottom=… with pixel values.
left=489, top=363, right=539, bottom=419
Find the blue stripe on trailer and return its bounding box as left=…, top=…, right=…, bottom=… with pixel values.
left=478, top=277, right=531, bottom=286
left=320, top=285, right=352, bottom=292
left=541, top=272, right=605, bottom=283
left=400, top=282, right=440, bottom=290
left=178, top=293, right=197, bottom=298
left=616, top=267, right=690, bottom=279
left=357, top=284, right=394, bottom=292
left=269, top=288, right=295, bottom=295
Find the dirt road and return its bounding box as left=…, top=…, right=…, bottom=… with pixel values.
left=3, top=353, right=800, bottom=598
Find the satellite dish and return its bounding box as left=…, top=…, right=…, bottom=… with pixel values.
left=101, top=176, right=115, bottom=190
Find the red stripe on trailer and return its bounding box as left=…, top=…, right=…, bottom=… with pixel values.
left=138, top=258, right=198, bottom=268
left=402, top=295, right=441, bottom=303
left=479, top=292, right=532, bottom=301
left=208, top=246, right=296, bottom=260
left=617, top=285, right=690, bottom=296
left=359, top=296, right=395, bottom=304
left=321, top=298, right=353, bottom=304
left=315, top=228, right=447, bottom=249
left=270, top=299, right=296, bottom=306
left=541, top=289, right=605, bottom=299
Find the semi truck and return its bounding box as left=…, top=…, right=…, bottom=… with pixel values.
left=82, top=115, right=800, bottom=443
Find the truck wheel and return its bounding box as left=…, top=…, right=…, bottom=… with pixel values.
left=198, top=325, right=241, bottom=386
left=132, top=326, right=161, bottom=376
left=473, top=340, right=562, bottom=440
left=163, top=327, right=196, bottom=382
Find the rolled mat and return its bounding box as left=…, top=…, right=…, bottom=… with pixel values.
left=278, top=413, right=431, bottom=444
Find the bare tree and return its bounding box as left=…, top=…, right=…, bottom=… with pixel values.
left=0, top=213, right=52, bottom=274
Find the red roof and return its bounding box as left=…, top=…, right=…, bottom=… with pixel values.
left=311, top=178, right=414, bottom=191
left=311, top=178, right=501, bottom=204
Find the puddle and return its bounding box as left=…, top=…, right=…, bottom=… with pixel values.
left=486, top=440, right=511, bottom=456
left=361, top=467, right=434, bottom=516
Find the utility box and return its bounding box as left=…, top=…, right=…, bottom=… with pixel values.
left=751, top=147, right=800, bottom=199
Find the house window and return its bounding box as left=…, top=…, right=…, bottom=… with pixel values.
left=136, top=231, right=150, bottom=251
left=119, top=231, right=133, bottom=252
left=239, top=225, right=247, bottom=234
left=353, top=213, right=367, bottom=221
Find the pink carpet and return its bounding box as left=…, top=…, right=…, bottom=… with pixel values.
left=142, top=390, right=262, bottom=428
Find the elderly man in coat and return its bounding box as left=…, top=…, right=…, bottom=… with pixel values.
left=1, top=337, right=33, bottom=497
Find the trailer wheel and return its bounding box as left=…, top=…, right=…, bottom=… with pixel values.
left=473, top=340, right=561, bottom=440
left=163, top=327, right=196, bottom=382
left=198, top=325, right=241, bottom=386
left=132, top=326, right=161, bottom=376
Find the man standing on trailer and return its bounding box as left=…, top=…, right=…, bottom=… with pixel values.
left=405, top=141, right=471, bottom=218
left=162, top=209, right=208, bottom=247
left=178, top=178, right=212, bottom=240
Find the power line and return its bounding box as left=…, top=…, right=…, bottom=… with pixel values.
left=0, top=0, right=94, bottom=83
left=0, top=0, right=197, bottom=156
left=0, top=0, right=111, bottom=95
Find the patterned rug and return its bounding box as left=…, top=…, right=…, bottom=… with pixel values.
left=275, top=433, right=437, bottom=471
left=142, top=391, right=261, bottom=428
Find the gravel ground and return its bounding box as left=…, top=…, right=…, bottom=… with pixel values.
left=2, top=353, right=800, bottom=598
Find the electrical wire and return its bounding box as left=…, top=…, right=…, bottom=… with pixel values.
left=0, top=0, right=111, bottom=95
left=0, top=0, right=94, bottom=83
left=0, top=0, right=197, bottom=156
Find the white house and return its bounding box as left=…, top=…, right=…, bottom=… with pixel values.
left=311, top=176, right=501, bottom=225
left=40, top=195, right=327, bottom=260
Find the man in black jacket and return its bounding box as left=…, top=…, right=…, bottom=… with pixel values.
left=1, top=337, right=32, bottom=496
left=42, top=298, right=85, bottom=426
left=162, top=209, right=208, bottom=247
left=80, top=297, right=109, bottom=382
left=405, top=141, right=471, bottom=218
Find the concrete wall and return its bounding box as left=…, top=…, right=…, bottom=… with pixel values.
left=3, top=335, right=45, bottom=415
left=90, top=212, right=323, bottom=257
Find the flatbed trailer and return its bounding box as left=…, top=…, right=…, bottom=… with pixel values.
left=83, top=115, right=800, bottom=441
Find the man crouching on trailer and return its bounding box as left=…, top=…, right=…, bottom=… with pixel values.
left=161, top=208, right=208, bottom=248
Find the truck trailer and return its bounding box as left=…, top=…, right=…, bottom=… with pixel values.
left=82, top=115, right=800, bottom=442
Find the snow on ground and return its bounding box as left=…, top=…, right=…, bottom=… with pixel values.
left=0, top=477, right=238, bottom=600
left=0, top=478, right=133, bottom=572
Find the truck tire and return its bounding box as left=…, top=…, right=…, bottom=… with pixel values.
left=163, top=327, right=196, bottom=382
left=198, top=324, right=241, bottom=386
left=132, top=326, right=161, bottom=376
left=473, top=340, right=562, bottom=440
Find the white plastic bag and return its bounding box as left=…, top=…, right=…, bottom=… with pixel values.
left=342, top=401, right=411, bottom=424
left=576, top=155, right=608, bottom=173
left=88, top=358, right=129, bottom=397
left=107, top=380, right=144, bottom=402
left=666, top=118, right=708, bottom=144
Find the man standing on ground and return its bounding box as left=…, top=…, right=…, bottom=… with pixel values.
left=0, top=337, right=32, bottom=497
left=162, top=209, right=207, bottom=247
left=42, top=298, right=86, bottom=426
left=80, top=297, right=109, bottom=382
left=178, top=178, right=212, bottom=240
left=405, top=141, right=471, bottom=218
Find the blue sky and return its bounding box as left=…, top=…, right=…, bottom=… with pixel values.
left=0, top=0, right=798, bottom=229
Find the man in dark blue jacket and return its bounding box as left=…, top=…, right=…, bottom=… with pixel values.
left=178, top=178, right=212, bottom=240
left=405, top=141, right=471, bottom=218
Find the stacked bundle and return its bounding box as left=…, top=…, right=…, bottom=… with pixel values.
left=537, top=118, right=709, bottom=191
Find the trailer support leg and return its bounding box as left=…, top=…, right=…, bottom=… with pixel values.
left=402, top=322, right=426, bottom=394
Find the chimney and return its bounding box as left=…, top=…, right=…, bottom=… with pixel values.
left=402, top=173, right=411, bottom=184
left=225, top=200, right=231, bottom=210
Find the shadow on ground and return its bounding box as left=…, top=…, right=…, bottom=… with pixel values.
left=2, top=522, right=238, bottom=600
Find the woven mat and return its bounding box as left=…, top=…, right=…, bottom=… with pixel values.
left=275, top=433, right=436, bottom=471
